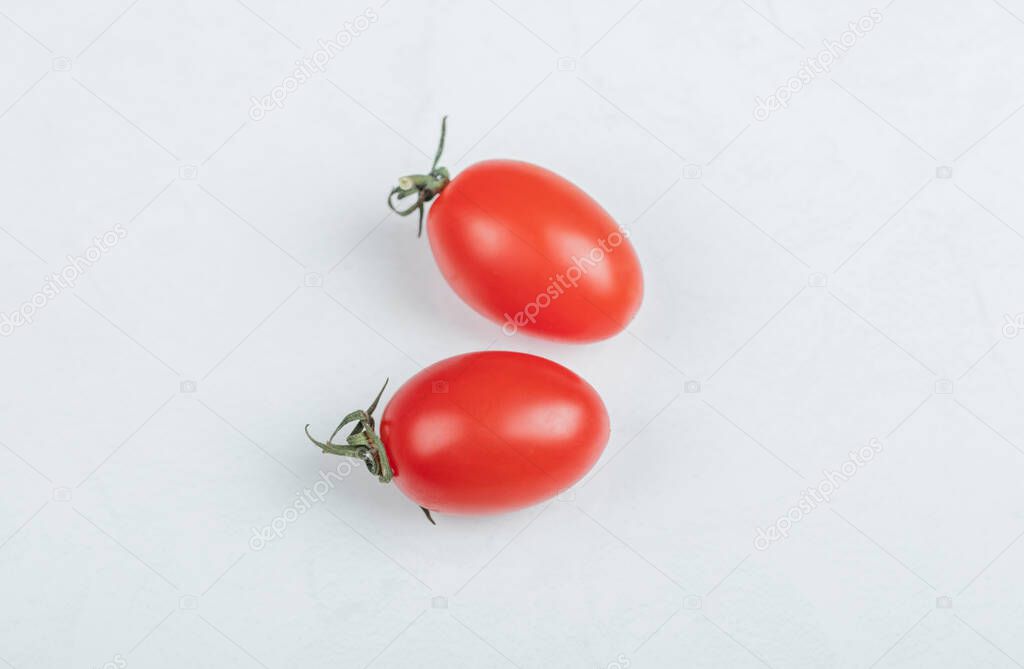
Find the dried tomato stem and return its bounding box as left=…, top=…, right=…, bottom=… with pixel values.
left=386, top=116, right=451, bottom=237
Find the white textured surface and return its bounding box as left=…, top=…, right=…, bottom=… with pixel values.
left=2, top=1, right=1024, bottom=667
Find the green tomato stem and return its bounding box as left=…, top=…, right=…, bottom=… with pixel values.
left=386, top=116, right=451, bottom=237
left=304, top=379, right=393, bottom=483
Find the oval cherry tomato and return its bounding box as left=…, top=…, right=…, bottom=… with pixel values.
left=387, top=119, right=643, bottom=343
left=305, top=351, right=609, bottom=518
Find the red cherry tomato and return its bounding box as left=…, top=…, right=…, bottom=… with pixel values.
left=387, top=120, right=643, bottom=343
left=306, top=351, right=609, bottom=517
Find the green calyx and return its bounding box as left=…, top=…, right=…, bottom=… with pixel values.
left=387, top=116, right=451, bottom=237
left=304, top=379, right=393, bottom=483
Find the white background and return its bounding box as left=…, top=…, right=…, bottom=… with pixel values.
left=2, top=0, right=1024, bottom=667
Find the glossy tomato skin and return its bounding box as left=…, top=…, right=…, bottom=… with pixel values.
left=378, top=351, right=609, bottom=514
left=427, top=160, right=643, bottom=343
